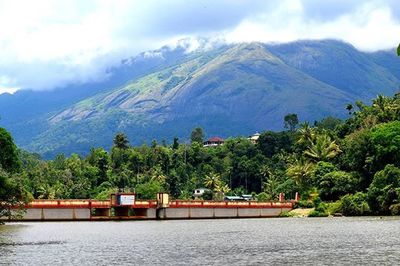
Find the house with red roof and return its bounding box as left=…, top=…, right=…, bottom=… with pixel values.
left=203, top=136, right=224, bottom=147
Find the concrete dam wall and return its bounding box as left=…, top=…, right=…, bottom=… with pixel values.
left=4, top=194, right=295, bottom=221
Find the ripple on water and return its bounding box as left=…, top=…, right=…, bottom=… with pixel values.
left=0, top=217, right=399, bottom=265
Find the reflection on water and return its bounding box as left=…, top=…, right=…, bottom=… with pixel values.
left=0, top=240, right=65, bottom=246
left=1, top=217, right=399, bottom=265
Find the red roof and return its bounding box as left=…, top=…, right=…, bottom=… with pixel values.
left=207, top=136, right=224, bottom=142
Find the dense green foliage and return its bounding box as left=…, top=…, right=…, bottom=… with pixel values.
left=284, top=113, right=299, bottom=131
left=340, top=192, right=370, bottom=216
left=0, top=128, right=27, bottom=220
left=1, top=93, right=400, bottom=217
left=190, top=127, right=205, bottom=144
left=0, top=128, right=21, bottom=173
left=367, top=164, right=400, bottom=214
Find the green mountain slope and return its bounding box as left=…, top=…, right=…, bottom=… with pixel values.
left=267, top=40, right=398, bottom=98
left=7, top=40, right=399, bottom=158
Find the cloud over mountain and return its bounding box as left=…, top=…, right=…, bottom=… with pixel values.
left=0, top=0, right=399, bottom=93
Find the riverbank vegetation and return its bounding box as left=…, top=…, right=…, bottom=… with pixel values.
left=0, top=93, right=399, bottom=218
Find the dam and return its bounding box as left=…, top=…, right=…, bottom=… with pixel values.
left=6, top=193, right=295, bottom=221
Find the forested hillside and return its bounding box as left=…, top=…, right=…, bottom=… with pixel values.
left=1, top=93, right=399, bottom=217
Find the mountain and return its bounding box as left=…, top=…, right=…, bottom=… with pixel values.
left=266, top=40, right=398, bottom=98
left=0, top=39, right=399, bottom=158
left=0, top=40, right=228, bottom=147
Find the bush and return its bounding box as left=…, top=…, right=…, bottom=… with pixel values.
left=279, top=211, right=294, bottom=217
left=313, top=161, right=337, bottom=185
left=308, top=210, right=328, bottom=217
left=202, top=190, right=213, bottom=200
left=340, top=192, right=370, bottom=216
left=340, top=128, right=374, bottom=188
left=295, top=200, right=314, bottom=208
left=135, top=180, right=162, bottom=200
left=318, top=171, right=359, bottom=201
left=257, top=192, right=270, bottom=202
left=307, top=196, right=329, bottom=217
left=276, top=177, right=298, bottom=198
left=315, top=202, right=327, bottom=213
left=389, top=203, right=400, bottom=215
left=370, top=121, right=400, bottom=172
left=312, top=196, right=322, bottom=207
left=95, top=188, right=116, bottom=200
left=367, top=164, right=400, bottom=214
left=325, top=201, right=342, bottom=215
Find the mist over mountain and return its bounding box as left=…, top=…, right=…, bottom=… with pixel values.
left=0, top=39, right=398, bottom=158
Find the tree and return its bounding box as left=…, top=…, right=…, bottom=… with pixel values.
left=37, top=182, right=64, bottom=199
left=313, top=161, right=337, bottom=185
left=346, top=104, right=353, bottom=115
left=136, top=180, right=162, bottom=200
left=317, top=171, right=359, bottom=201
left=372, top=95, right=393, bottom=123
left=217, top=183, right=231, bottom=194
left=287, top=158, right=315, bottom=189
left=370, top=121, right=400, bottom=171
left=284, top=113, right=299, bottom=131
left=297, top=122, right=316, bottom=146
left=315, top=116, right=342, bottom=131
left=204, top=173, right=222, bottom=192
left=367, top=164, right=400, bottom=214
left=190, top=127, right=204, bottom=144
left=257, top=192, right=269, bottom=201
left=0, top=169, right=27, bottom=220
left=151, top=139, right=157, bottom=148
left=340, top=192, right=370, bottom=216
left=87, top=148, right=109, bottom=186
left=0, top=128, right=26, bottom=220
left=397, top=43, right=400, bottom=56
left=172, top=137, right=179, bottom=150
left=113, top=133, right=130, bottom=149
left=258, top=131, right=293, bottom=158
left=341, top=128, right=374, bottom=188
left=304, top=134, right=341, bottom=162
left=0, top=127, right=21, bottom=173
left=263, top=174, right=280, bottom=200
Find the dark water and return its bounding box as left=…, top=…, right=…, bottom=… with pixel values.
left=0, top=217, right=399, bottom=265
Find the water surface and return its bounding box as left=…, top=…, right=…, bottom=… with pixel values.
left=1, top=217, right=399, bottom=265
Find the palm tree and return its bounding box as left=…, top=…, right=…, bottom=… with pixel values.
left=287, top=159, right=315, bottom=188
left=297, top=122, right=315, bottom=146
left=216, top=183, right=231, bottom=194
left=151, top=166, right=166, bottom=184
left=204, top=173, right=222, bottom=192
left=263, top=174, right=279, bottom=200
left=372, top=94, right=400, bottom=122
left=260, top=165, right=271, bottom=179
left=304, top=134, right=341, bottom=162
left=113, top=133, right=130, bottom=149
left=373, top=95, right=387, bottom=112
left=37, top=183, right=64, bottom=199
left=259, top=165, right=272, bottom=192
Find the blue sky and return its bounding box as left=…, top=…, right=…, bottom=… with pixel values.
left=0, top=0, right=399, bottom=93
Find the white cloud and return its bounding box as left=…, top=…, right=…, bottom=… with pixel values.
left=225, top=1, right=400, bottom=51
left=0, top=0, right=398, bottom=92
left=0, top=87, right=18, bottom=95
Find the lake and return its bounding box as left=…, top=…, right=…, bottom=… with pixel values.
left=1, top=217, right=399, bottom=265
